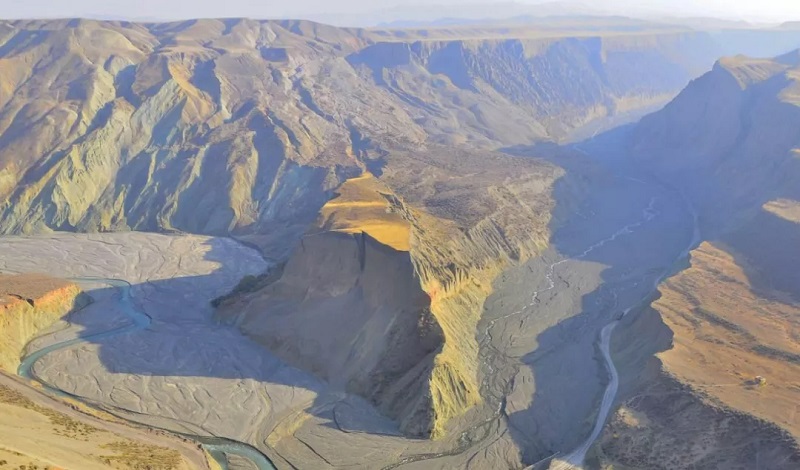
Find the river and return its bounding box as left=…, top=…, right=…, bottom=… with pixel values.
left=550, top=180, right=700, bottom=470
left=18, top=276, right=277, bottom=470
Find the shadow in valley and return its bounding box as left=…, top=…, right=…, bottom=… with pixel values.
left=498, top=116, right=800, bottom=468
left=495, top=128, right=697, bottom=467
left=22, top=238, right=399, bottom=468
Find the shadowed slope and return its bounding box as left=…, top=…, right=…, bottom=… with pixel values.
left=0, top=18, right=738, bottom=254
left=594, top=50, right=800, bottom=469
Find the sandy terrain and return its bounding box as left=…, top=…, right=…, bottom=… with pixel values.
left=655, top=242, right=800, bottom=438
left=0, top=164, right=697, bottom=470
left=0, top=371, right=209, bottom=470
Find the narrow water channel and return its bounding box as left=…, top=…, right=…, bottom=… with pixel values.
left=18, top=276, right=277, bottom=470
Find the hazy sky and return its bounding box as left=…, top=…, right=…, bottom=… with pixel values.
left=1, top=0, right=799, bottom=24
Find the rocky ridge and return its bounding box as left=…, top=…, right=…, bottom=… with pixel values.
left=0, top=18, right=728, bottom=256
left=598, top=50, right=800, bottom=468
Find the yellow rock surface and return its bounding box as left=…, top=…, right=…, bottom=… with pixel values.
left=315, top=172, right=411, bottom=251
left=655, top=242, right=800, bottom=438
left=0, top=274, right=89, bottom=372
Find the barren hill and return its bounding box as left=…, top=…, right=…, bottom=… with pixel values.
left=598, top=51, right=800, bottom=469
left=0, top=18, right=739, bottom=439
left=0, top=18, right=728, bottom=249
left=3, top=17, right=800, bottom=469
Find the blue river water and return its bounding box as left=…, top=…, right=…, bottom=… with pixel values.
left=18, top=276, right=277, bottom=470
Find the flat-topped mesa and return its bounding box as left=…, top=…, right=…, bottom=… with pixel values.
left=216, top=165, right=560, bottom=438
left=216, top=173, right=446, bottom=436
left=0, top=273, right=90, bottom=372
left=312, top=172, right=411, bottom=251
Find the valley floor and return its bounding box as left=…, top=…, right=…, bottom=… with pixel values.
left=473, top=166, right=696, bottom=468
left=3, top=155, right=793, bottom=470
left=0, top=371, right=210, bottom=470
left=0, top=160, right=698, bottom=469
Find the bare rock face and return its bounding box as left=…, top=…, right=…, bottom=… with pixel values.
left=217, top=162, right=563, bottom=438
left=0, top=19, right=728, bottom=254
left=605, top=50, right=800, bottom=468
left=0, top=273, right=90, bottom=371
left=221, top=230, right=443, bottom=436
left=632, top=50, right=800, bottom=233
left=348, top=33, right=719, bottom=141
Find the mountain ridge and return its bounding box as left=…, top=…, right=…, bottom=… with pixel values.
left=597, top=48, right=800, bottom=469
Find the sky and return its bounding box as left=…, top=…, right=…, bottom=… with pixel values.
left=1, top=0, right=799, bottom=25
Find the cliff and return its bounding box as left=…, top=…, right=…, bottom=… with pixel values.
left=0, top=273, right=91, bottom=372
left=599, top=50, right=800, bottom=468
left=632, top=50, right=800, bottom=233
left=218, top=159, right=563, bottom=437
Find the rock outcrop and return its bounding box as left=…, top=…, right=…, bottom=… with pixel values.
left=632, top=50, right=800, bottom=234
left=217, top=162, right=563, bottom=437
left=600, top=50, right=800, bottom=468
left=0, top=273, right=90, bottom=371
left=0, top=18, right=734, bottom=257
left=218, top=174, right=443, bottom=436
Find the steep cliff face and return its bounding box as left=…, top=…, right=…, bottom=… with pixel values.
left=218, top=156, right=563, bottom=437
left=223, top=231, right=444, bottom=436
left=0, top=274, right=90, bottom=371
left=632, top=50, right=800, bottom=232
left=348, top=32, right=720, bottom=142
left=217, top=174, right=443, bottom=436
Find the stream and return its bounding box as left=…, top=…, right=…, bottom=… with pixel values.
left=17, top=276, right=277, bottom=470
left=551, top=180, right=700, bottom=470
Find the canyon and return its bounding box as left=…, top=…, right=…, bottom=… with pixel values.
left=0, top=15, right=799, bottom=470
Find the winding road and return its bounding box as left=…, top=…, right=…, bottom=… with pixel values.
left=18, top=276, right=277, bottom=470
